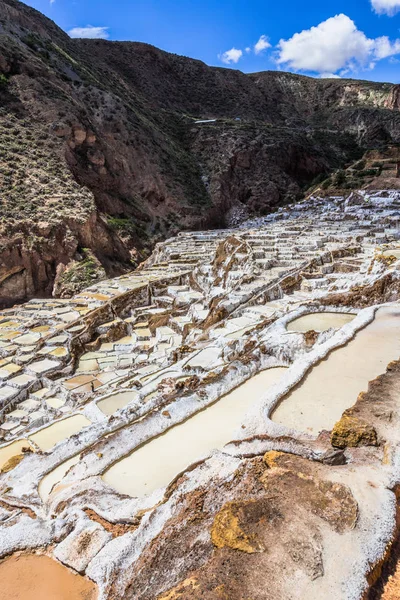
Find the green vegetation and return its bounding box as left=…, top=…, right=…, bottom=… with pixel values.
left=334, top=170, right=346, bottom=186
left=321, top=178, right=332, bottom=190
left=23, top=33, right=40, bottom=51
left=61, top=250, right=97, bottom=283
left=353, top=159, right=366, bottom=171
left=308, top=150, right=393, bottom=195
left=358, top=168, right=380, bottom=177
left=309, top=173, right=327, bottom=188
left=51, top=43, right=78, bottom=67
left=58, top=248, right=106, bottom=295
left=107, top=216, right=135, bottom=232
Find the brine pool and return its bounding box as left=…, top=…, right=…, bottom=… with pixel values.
left=272, top=306, right=400, bottom=434
left=102, top=367, right=287, bottom=498
left=286, top=312, right=355, bottom=333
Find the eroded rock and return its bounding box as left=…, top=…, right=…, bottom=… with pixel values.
left=331, top=414, right=378, bottom=449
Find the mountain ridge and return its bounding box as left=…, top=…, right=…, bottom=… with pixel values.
left=0, top=0, right=399, bottom=305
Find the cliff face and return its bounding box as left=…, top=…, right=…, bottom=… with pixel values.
left=0, top=0, right=399, bottom=305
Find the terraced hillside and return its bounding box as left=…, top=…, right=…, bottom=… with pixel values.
left=1, top=0, right=400, bottom=304
left=1, top=189, right=400, bottom=599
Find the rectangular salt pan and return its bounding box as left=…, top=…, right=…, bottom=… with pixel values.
left=29, top=415, right=91, bottom=451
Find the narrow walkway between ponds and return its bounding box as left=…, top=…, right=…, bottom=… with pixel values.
left=103, top=367, right=287, bottom=498
left=272, top=306, right=400, bottom=434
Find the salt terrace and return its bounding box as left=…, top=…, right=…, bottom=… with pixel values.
left=1, top=189, right=400, bottom=600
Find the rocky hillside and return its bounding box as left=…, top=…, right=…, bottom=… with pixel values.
left=0, top=0, right=400, bottom=305
left=304, top=146, right=400, bottom=197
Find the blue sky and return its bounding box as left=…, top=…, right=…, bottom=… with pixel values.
left=23, top=0, right=400, bottom=82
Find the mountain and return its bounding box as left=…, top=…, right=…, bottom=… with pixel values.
left=0, top=0, right=400, bottom=305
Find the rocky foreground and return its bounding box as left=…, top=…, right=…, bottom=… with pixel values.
left=0, top=190, right=400, bottom=598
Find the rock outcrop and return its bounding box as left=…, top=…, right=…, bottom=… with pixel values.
left=331, top=414, right=378, bottom=449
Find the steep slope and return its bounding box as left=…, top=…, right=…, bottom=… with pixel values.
left=0, top=0, right=399, bottom=305
left=304, top=147, right=400, bottom=197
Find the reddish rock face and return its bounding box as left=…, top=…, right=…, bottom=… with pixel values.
left=387, top=86, right=400, bottom=111
left=51, top=122, right=71, bottom=138
left=0, top=215, right=130, bottom=307
left=72, top=127, right=87, bottom=146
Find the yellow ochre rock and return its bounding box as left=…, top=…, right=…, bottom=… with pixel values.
left=157, top=578, right=199, bottom=600
left=263, top=450, right=286, bottom=468
left=331, top=415, right=378, bottom=449
left=211, top=501, right=257, bottom=553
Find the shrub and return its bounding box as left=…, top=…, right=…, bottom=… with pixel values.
left=310, top=173, right=327, bottom=187
left=334, top=170, right=346, bottom=186
left=353, top=159, right=366, bottom=171
left=321, top=178, right=331, bottom=190
left=359, top=169, right=379, bottom=177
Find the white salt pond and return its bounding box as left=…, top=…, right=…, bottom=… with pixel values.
left=97, top=390, right=139, bottom=416
left=103, top=367, right=287, bottom=498
left=29, top=415, right=91, bottom=451
left=39, top=454, right=80, bottom=501
left=0, top=439, right=33, bottom=470
left=383, top=248, right=400, bottom=259
left=272, top=306, right=400, bottom=434
left=287, top=312, right=355, bottom=333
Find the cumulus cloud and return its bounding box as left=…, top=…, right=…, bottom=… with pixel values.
left=254, top=35, right=271, bottom=55
left=218, top=35, right=272, bottom=65
left=277, top=14, right=400, bottom=75
left=374, top=35, right=400, bottom=58
left=371, top=0, right=400, bottom=15
left=68, top=25, right=110, bottom=39
left=277, top=15, right=373, bottom=73
left=219, top=47, right=243, bottom=64
left=319, top=72, right=342, bottom=79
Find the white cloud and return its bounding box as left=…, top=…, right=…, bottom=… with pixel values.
left=68, top=25, right=110, bottom=39
left=219, top=47, right=243, bottom=64
left=319, top=72, right=342, bottom=78
left=254, top=35, right=271, bottom=55
left=374, top=35, right=400, bottom=58
left=218, top=36, right=272, bottom=65
left=371, top=0, right=400, bottom=15
left=276, top=14, right=400, bottom=75
left=277, top=15, right=373, bottom=73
